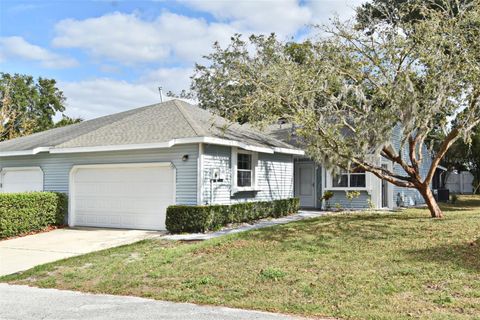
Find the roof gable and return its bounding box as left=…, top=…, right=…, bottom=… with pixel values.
left=0, top=100, right=302, bottom=156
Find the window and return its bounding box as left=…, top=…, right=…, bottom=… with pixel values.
left=237, top=153, right=252, bottom=187
left=232, top=148, right=258, bottom=192
left=332, top=167, right=366, bottom=188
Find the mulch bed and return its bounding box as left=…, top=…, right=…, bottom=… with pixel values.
left=1, top=225, right=67, bottom=241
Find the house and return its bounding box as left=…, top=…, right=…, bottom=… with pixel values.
left=268, top=123, right=432, bottom=210
left=0, top=100, right=302, bottom=230
left=0, top=100, right=431, bottom=231
left=444, top=171, right=474, bottom=194
left=433, top=167, right=474, bottom=198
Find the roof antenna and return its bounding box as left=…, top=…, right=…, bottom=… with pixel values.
left=158, top=86, right=164, bottom=103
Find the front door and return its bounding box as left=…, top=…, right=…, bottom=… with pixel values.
left=295, top=162, right=315, bottom=208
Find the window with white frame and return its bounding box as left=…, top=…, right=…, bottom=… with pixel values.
left=237, top=153, right=253, bottom=187
left=331, top=167, right=366, bottom=188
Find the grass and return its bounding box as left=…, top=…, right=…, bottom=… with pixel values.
left=2, top=195, right=480, bottom=319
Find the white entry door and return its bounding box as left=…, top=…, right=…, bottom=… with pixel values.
left=295, top=162, right=315, bottom=207
left=1, top=167, right=44, bottom=193
left=70, top=163, right=175, bottom=230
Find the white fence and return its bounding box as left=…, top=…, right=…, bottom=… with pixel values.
left=445, top=171, right=474, bottom=194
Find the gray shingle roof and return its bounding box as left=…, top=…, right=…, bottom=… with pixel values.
left=0, top=100, right=300, bottom=153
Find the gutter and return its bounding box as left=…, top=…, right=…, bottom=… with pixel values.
left=0, top=147, right=51, bottom=157
left=0, top=137, right=305, bottom=157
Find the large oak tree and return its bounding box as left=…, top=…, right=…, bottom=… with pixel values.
left=192, top=0, right=480, bottom=218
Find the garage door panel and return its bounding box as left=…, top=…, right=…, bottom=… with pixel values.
left=74, top=167, right=166, bottom=182
left=75, top=212, right=164, bottom=228
left=72, top=164, right=174, bottom=230
left=75, top=180, right=174, bottom=197
left=75, top=197, right=167, bottom=213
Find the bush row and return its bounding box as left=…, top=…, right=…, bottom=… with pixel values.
left=0, top=192, right=68, bottom=239
left=166, top=198, right=299, bottom=233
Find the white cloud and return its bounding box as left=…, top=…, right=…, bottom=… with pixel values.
left=182, top=0, right=312, bottom=36
left=306, top=0, right=367, bottom=24
left=60, top=78, right=160, bottom=119
left=60, top=67, right=194, bottom=119
left=0, top=36, right=78, bottom=68
left=53, top=13, right=170, bottom=64
left=141, top=66, right=194, bottom=93
left=51, top=1, right=364, bottom=67
left=52, top=11, right=237, bottom=65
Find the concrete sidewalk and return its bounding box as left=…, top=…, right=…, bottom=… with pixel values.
left=163, top=210, right=327, bottom=241
left=0, top=284, right=308, bottom=320
left=0, top=228, right=162, bottom=276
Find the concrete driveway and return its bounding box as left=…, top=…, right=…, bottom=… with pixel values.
left=0, top=284, right=307, bottom=320
left=0, top=228, right=162, bottom=276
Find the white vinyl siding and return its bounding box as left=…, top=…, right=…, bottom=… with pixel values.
left=202, top=144, right=294, bottom=205
left=0, top=145, right=198, bottom=206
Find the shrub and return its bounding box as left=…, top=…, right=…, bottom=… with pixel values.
left=166, top=198, right=300, bottom=233
left=0, top=192, right=68, bottom=239
left=346, top=190, right=361, bottom=209
left=321, top=191, right=334, bottom=209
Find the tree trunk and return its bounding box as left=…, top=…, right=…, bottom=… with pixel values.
left=418, top=185, right=444, bottom=218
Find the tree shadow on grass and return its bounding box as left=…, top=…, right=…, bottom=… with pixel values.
left=439, top=205, right=479, bottom=213
left=439, top=195, right=480, bottom=212
left=404, top=239, right=480, bottom=272
left=244, top=213, right=420, bottom=244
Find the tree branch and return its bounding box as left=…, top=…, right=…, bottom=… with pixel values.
left=381, top=146, right=416, bottom=177
left=424, top=128, right=460, bottom=186
left=359, top=161, right=416, bottom=188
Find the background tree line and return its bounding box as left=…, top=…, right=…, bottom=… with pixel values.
left=0, top=72, right=81, bottom=142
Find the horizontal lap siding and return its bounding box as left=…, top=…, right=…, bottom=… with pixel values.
left=329, top=191, right=370, bottom=210
left=0, top=145, right=198, bottom=205
left=256, top=153, right=294, bottom=201
left=202, top=144, right=232, bottom=204
left=202, top=144, right=294, bottom=205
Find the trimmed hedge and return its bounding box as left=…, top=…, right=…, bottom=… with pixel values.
left=166, top=198, right=300, bottom=233
left=0, top=192, right=68, bottom=239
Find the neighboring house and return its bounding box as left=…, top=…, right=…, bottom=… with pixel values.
left=433, top=167, right=474, bottom=195
left=268, top=123, right=433, bottom=210
left=0, top=100, right=302, bottom=230
left=0, top=100, right=432, bottom=231
left=445, top=171, right=474, bottom=194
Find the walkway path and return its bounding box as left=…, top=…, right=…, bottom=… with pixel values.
left=163, top=210, right=327, bottom=241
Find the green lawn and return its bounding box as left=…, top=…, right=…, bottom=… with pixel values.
left=2, top=196, right=480, bottom=319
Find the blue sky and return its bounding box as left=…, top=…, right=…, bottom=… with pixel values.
left=0, top=0, right=364, bottom=119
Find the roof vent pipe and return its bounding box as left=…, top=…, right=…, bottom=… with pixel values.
left=158, top=86, right=164, bottom=103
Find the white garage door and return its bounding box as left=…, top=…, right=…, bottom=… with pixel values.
left=70, top=163, right=175, bottom=230
left=1, top=167, right=44, bottom=193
